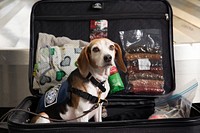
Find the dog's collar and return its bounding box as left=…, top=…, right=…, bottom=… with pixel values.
left=71, top=87, right=107, bottom=104
left=86, top=72, right=106, bottom=92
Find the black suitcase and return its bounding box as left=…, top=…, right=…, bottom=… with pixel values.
left=6, top=0, right=200, bottom=132
left=0, top=122, right=8, bottom=133
left=0, top=107, right=12, bottom=133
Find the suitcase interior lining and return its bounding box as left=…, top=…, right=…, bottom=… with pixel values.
left=30, top=0, right=175, bottom=97
left=31, top=17, right=174, bottom=96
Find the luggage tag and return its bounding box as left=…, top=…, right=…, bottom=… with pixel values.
left=102, top=106, right=108, bottom=118
left=90, top=20, right=108, bottom=41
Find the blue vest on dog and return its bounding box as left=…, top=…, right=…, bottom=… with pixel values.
left=36, top=80, right=71, bottom=113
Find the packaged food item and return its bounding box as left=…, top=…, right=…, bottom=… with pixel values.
left=129, top=79, right=164, bottom=95
left=119, top=29, right=165, bottom=95
left=108, top=66, right=125, bottom=94
left=90, top=20, right=108, bottom=41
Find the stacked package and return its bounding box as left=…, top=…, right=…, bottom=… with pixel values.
left=120, top=29, right=165, bottom=95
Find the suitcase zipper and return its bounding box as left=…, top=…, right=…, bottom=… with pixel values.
left=34, top=13, right=169, bottom=21
left=165, top=13, right=169, bottom=21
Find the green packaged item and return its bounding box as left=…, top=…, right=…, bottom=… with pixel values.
left=109, top=66, right=125, bottom=94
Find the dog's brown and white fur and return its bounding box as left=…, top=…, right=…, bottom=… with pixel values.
left=33, top=38, right=127, bottom=123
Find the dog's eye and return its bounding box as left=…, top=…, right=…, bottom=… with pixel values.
left=93, top=47, right=100, bottom=52
left=109, top=45, right=115, bottom=51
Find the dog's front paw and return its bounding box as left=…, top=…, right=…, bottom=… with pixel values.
left=32, top=112, right=51, bottom=123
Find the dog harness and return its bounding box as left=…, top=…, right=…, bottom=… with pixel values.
left=71, top=72, right=107, bottom=104
left=86, top=72, right=106, bottom=92
left=36, top=72, right=107, bottom=113
left=71, top=88, right=107, bottom=104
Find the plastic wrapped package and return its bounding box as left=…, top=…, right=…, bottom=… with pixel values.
left=108, top=66, right=125, bottom=94
left=129, top=80, right=164, bottom=95
left=119, top=29, right=165, bottom=95
left=149, top=80, right=198, bottom=119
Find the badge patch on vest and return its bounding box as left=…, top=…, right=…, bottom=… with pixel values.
left=44, top=85, right=60, bottom=108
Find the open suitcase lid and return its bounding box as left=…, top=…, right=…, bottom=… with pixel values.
left=29, top=0, right=175, bottom=98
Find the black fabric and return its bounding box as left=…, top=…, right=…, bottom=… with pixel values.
left=86, top=72, right=106, bottom=92
left=71, top=87, right=106, bottom=104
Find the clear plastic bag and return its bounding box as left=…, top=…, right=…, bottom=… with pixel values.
left=119, top=29, right=164, bottom=95
left=149, top=79, right=198, bottom=119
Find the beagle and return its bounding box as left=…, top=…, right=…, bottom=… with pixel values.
left=33, top=38, right=127, bottom=123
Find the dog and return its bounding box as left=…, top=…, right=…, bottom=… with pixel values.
left=32, top=38, right=127, bottom=123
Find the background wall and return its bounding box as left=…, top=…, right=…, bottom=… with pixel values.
left=0, top=0, right=37, bottom=107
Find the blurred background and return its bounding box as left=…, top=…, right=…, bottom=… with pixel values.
left=0, top=0, right=200, bottom=107
left=0, top=0, right=38, bottom=107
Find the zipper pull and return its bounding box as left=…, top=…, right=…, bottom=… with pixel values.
left=165, top=13, right=169, bottom=21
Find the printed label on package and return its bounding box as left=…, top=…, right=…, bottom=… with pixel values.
left=138, top=58, right=151, bottom=70
left=90, top=20, right=108, bottom=41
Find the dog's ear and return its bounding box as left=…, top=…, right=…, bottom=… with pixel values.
left=77, top=46, right=90, bottom=77
left=114, top=44, right=127, bottom=73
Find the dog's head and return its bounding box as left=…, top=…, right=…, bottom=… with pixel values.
left=77, top=38, right=127, bottom=77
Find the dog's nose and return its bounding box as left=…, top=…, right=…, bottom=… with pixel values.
left=104, top=54, right=112, bottom=62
